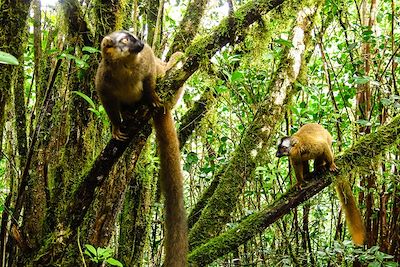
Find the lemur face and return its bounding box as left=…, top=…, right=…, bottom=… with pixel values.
left=276, top=137, right=292, bottom=157
left=101, top=30, right=144, bottom=60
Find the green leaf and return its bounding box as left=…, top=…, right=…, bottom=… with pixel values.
left=354, top=76, right=370, bottom=85
left=0, top=51, right=19, bottom=65
left=186, top=152, right=199, bottom=164
left=84, top=250, right=92, bottom=258
left=84, top=244, right=97, bottom=257
left=230, top=71, right=244, bottom=83
left=347, top=43, right=358, bottom=51
left=97, top=247, right=112, bottom=259
left=82, top=46, right=101, bottom=53
left=368, top=261, right=382, bottom=267
left=73, top=91, right=96, bottom=109
left=363, top=29, right=374, bottom=36
left=216, top=85, right=228, bottom=93
left=274, top=38, right=294, bottom=48
left=381, top=98, right=391, bottom=107
left=106, top=258, right=124, bottom=267
left=369, top=246, right=380, bottom=253
left=356, top=119, right=371, bottom=126
left=75, top=58, right=89, bottom=68
left=88, top=107, right=100, bottom=116
left=64, top=53, right=76, bottom=61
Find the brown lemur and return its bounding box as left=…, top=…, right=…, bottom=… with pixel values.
left=276, top=123, right=365, bottom=246
left=95, top=30, right=187, bottom=266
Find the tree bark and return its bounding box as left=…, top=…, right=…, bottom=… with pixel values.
left=0, top=0, right=33, bottom=264
left=167, top=0, right=210, bottom=58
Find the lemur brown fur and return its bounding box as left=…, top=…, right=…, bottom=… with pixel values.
left=95, top=30, right=187, bottom=266
left=276, top=123, right=365, bottom=245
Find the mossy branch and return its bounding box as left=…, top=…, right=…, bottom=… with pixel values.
left=188, top=115, right=400, bottom=265
left=157, top=0, right=286, bottom=103
left=66, top=107, right=152, bottom=230
left=167, top=0, right=210, bottom=58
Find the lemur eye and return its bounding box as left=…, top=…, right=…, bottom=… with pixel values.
left=120, top=38, right=129, bottom=44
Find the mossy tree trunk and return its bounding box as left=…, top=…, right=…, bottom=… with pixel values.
left=0, top=0, right=31, bottom=156
left=0, top=0, right=33, bottom=265
left=357, top=0, right=378, bottom=249
left=166, top=0, right=210, bottom=58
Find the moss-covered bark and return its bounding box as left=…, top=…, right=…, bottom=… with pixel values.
left=94, top=0, right=124, bottom=42
left=69, top=0, right=127, bottom=251
left=117, top=142, right=158, bottom=266
left=188, top=114, right=400, bottom=265
left=188, top=170, right=222, bottom=229
left=0, top=0, right=31, bottom=135
left=58, top=0, right=97, bottom=194
left=0, top=0, right=33, bottom=264
left=144, top=0, right=159, bottom=46
left=167, top=0, right=210, bottom=58
left=188, top=3, right=320, bottom=250
left=61, top=0, right=92, bottom=46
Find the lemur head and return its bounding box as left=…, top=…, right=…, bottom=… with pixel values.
left=101, top=30, right=144, bottom=60
left=276, top=137, right=293, bottom=158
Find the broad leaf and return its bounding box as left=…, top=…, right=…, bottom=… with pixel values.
left=84, top=244, right=97, bottom=256
left=0, top=51, right=19, bottom=65
left=106, top=258, right=124, bottom=267
left=73, top=91, right=96, bottom=109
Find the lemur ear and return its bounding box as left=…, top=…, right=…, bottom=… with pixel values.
left=278, top=137, right=291, bottom=147
left=291, top=137, right=298, bottom=146
left=101, top=36, right=114, bottom=48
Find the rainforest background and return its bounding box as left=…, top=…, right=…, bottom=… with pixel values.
left=0, top=0, right=399, bottom=266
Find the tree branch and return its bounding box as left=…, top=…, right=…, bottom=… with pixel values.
left=157, top=0, right=286, bottom=103
left=60, top=0, right=92, bottom=46
left=167, top=0, right=210, bottom=58
left=66, top=107, right=153, bottom=230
